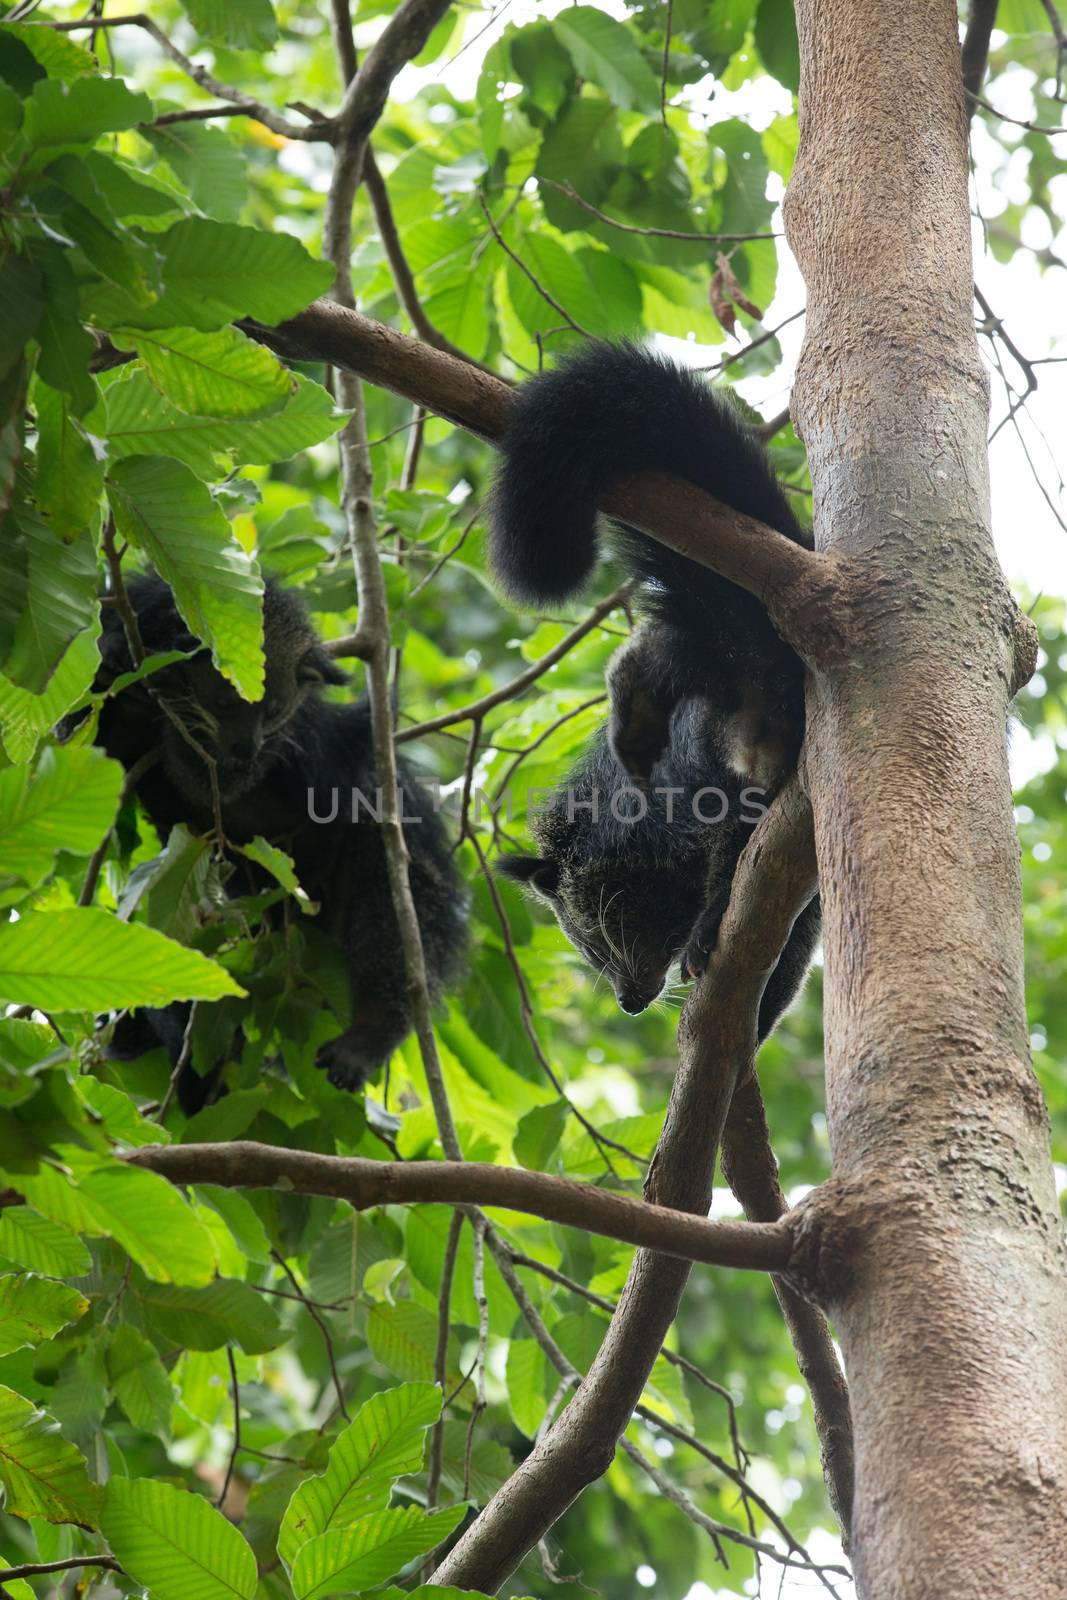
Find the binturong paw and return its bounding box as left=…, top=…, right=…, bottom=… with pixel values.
left=314, top=1031, right=381, bottom=1092
left=679, top=890, right=731, bottom=983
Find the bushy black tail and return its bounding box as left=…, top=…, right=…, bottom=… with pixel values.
left=489, top=342, right=807, bottom=611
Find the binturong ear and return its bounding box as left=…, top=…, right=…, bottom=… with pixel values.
left=496, top=854, right=561, bottom=903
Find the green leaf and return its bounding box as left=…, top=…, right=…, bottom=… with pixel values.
left=0, top=255, right=43, bottom=385
left=506, top=1338, right=554, bottom=1439
left=235, top=835, right=302, bottom=894
left=140, top=1277, right=287, bottom=1353
left=754, top=0, right=800, bottom=91
left=1, top=21, right=97, bottom=82
left=290, top=1505, right=467, bottom=1600
left=0, top=1384, right=98, bottom=1525
left=194, top=1184, right=272, bottom=1264
left=0, top=746, right=123, bottom=885
left=0, top=627, right=99, bottom=764
left=142, top=119, right=247, bottom=222
left=152, top=218, right=334, bottom=331
left=23, top=75, right=153, bottom=148
left=0, top=507, right=97, bottom=694
left=0, top=907, right=244, bottom=1011
left=513, top=1098, right=569, bottom=1169
left=20, top=1158, right=217, bottom=1287
left=33, top=380, right=105, bottom=535
left=122, top=325, right=294, bottom=421
left=553, top=9, right=661, bottom=113
left=107, top=1324, right=174, bottom=1436
left=279, top=1382, right=441, bottom=1565
left=0, top=1273, right=87, bottom=1355
left=31, top=244, right=96, bottom=417
left=102, top=1476, right=258, bottom=1600
left=76, top=1076, right=171, bottom=1147
left=179, top=0, right=278, bottom=50
left=0, top=1209, right=91, bottom=1277
left=119, top=824, right=214, bottom=943
left=104, top=368, right=345, bottom=477
left=106, top=454, right=265, bottom=699
left=366, top=1300, right=447, bottom=1384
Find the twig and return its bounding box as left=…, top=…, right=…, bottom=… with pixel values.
left=960, top=0, right=1000, bottom=118
left=364, top=149, right=502, bottom=377
left=538, top=179, right=778, bottom=243
left=218, top=1346, right=240, bottom=1508
left=156, top=1002, right=197, bottom=1122
left=79, top=748, right=161, bottom=906
left=151, top=103, right=256, bottom=125
left=31, top=15, right=320, bottom=139
left=271, top=1250, right=350, bottom=1421
left=660, top=0, right=673, bottom=125
left=396, top=582, right=634, bottom=743
left=0, top=1558, right=122, bottom=1582
left=464, top=1216, right=490, bottom=1498
left=427, top=1210, right=464, bottom=1512
left=102, top=516, right=145, bottom=667
left=968, top=90, right=1067, bottom=134
left=479, top=195, right=592, bottom=338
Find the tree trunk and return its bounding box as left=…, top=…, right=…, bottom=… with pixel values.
left=782, top=3, right=1067, bottom=1594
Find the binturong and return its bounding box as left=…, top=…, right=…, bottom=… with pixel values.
left=490, top=342, right=820, bottom=1039
left=86, top=573, right=467, bottom=1094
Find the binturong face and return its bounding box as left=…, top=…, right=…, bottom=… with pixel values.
left=496, top=852, right=704, bottom=1014
left=155, top=585, right=348, bottom=803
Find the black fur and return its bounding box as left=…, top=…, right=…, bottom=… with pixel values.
left=93, top=574, right=467, bottom=1094
left=491, top=342, right=819, bottom=1034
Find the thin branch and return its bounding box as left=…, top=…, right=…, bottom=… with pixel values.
left=960, top=0, right=1000, bottom=119
left=323, top=0, right=465, bottom=1169
left=79, top=748, right=160, bottom=906
left=151, top=103, right=257, bottom=125
left=479, top=195, right=592, bottom=338
left=156, top=1002, right=196, bottom=1123
left=397, top=582, right=634, bottom=743
left=0, top=1558, right=122, bottom=1582
left=538, top=179, right=778, bottom=243
left=968, top=90, right=1067, bottom=134
left=218, top=1346, right=240, bottom=1508
left=129, top=1142, right=792, bottom=1273
left=426, top=1210, right=464, bottom=1513
left=31, top=16, right=320, bottom=139
left=102, top=516, right=144, bottom=667
left=271, top=1250, right=350, bottom=1422
left=364, top=149, right=502, bottom=378
left=721, top=1072, right=855, bottom=1542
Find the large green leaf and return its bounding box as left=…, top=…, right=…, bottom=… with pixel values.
left=279, top=1382, right=442, bottom=1565
left=142, top=119, right=247, bottom=222
left=153, top=218, right=334, bottom=330
left=19, top=1157, right=217, bottom=1287
left=553, top=8, right=660, bottom=113
left=0, top=1384, right=98, bottom=1525
left=0, top=507, right=97, bottom=694
left=0, top=1208, right=91, bottom=1277
left=0, top=255, right=43, bottom=386
left=102, top=1476, right=257, bottom=1600
left=0, top=745, right=123, bottom=885
left=179, top=0, right=278, bottom=50
left=139, top=1276, right=287, bottom=1353
left=0, top=1272, right=87, bottom=1355
left=106, top=454, right=265, bottom=699
left=0, top=627, right=99, bottom=764
left=290, top=1505, right=467, bottom=1600
left=123, top=325, right=294, bottom=421
left=33, top=379, right=105, bottom=534
left=104, top=368, right=345, bottom=477
left=23, top=75, right=152, bottom=148
left=0, top=906, right=244, bottom=1011
left=108, top=1324, right=174, bottom=1436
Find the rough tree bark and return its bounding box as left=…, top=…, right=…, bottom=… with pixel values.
left=780, top=2, right=1067, bottom=1595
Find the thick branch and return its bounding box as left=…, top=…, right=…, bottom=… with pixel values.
left=246, top=301, right=826, bottom=617
left=961, top=0, right=1000, bottom=118
left=432, top=779, right=819, bottom=1593
left=128, top=1143, right=790, bottom=1273
left=333, top=0, right=455, bottom=143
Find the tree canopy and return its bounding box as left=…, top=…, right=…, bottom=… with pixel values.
left=0, top=1, right=1064, bottom=1596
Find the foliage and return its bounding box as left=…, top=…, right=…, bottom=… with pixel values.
left=0, top=1, right=1062, bottom=1597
